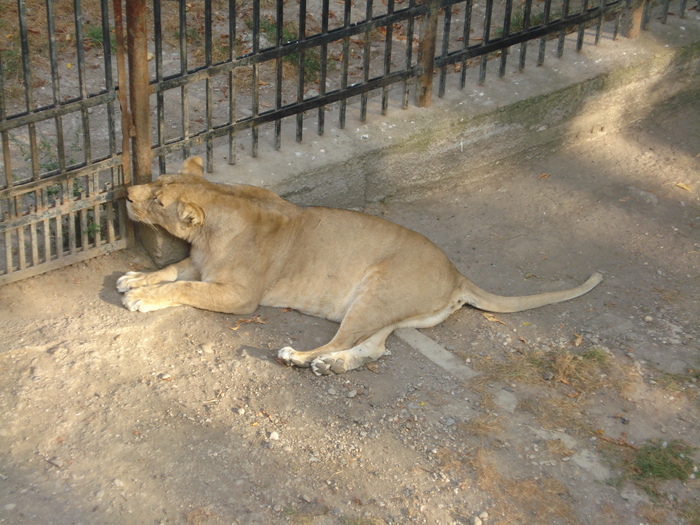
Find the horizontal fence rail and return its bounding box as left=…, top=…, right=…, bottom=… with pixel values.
left=0, top=0, right=691, bottom=284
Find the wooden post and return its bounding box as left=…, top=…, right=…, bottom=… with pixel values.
left=415, top=0, right=440, bottom=108
left=622, top=0, right=645, bottom=39
left=126, top=0, right=152, bottom=184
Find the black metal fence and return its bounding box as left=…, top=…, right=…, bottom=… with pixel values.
left=0, top=0, right=693, bottom=284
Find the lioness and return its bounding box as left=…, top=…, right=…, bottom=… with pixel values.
left=117, top=156, right=602, bottom=375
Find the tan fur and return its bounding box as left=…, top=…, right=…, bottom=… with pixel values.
left=117, top=157, right=602, bottom=375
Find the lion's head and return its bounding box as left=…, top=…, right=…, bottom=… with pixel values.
left=125, top=156, right=208, bottom=241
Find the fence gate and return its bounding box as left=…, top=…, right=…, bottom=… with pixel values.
left=0, top=0, right=132, bottom=285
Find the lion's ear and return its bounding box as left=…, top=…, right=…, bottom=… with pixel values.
left=181, top=156, right=204, bottom=176
left=179, top=201, right=205, bottom=227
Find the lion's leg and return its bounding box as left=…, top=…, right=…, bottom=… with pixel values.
left=277, top=327, right=392, bottom=374
left=121, top=281, right=259, bottom=314
left=116, top=257, right=200, bottom=292
left=310, top=327, right=393, bottom=375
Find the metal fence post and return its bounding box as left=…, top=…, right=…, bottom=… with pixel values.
left=126, top=0, right=152, bottom=185
left=415, top=0, right=440, bottom=108
left=621, top=0, right=645, bottom=38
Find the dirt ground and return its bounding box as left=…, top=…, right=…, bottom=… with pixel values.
left=1, top=99, right=698, bottom=525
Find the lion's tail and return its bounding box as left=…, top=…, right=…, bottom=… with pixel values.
left=460, top=272, right=603, bottom=313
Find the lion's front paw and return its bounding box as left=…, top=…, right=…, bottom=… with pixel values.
left=116, top=271, right=149, bottom=292
left=122, top=288, right=172, bottom=313
left=277, top=347, right=312, bottom=368
left=311, top=355, right=347, bottom=376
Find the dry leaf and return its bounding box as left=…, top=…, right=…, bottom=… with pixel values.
left=538, top=172, right=550, bottom=180
left=675, top=182, right=691, bottom=191
left=572, top=333, right=583, bottom=347
left=230, top=314, right=266, bottom=330
left=482, top=313, right=506, bottom=325
left=365, top=362, right=380, bottom=373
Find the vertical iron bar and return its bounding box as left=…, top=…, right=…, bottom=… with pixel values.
left=205, top=0, right=213, bottom=169
left=180, top=0, right=191, bottom=159
left=439, top=2, right=452, bottom=98
left=381, top=0, right=394, bottom=114
left=680, top=0, right=687, bottom=18
left=126, top=0, right=152, bottom=184
left=275, top=0, right=284, bottom=149
left=613, top=6, right=622, bottom=40
left=339, top=0, right=351, bottom=128
left=661, top=0, right=670, bottom=23
left=415, top=0, right=439, bottom=107
left=537, top=0, right=552, bottom=65
left=100, top=0, right=117, bottom=160
left=519, top=0, right=533, bottom=71
left=360, top=0, right=374, bottom=121
left=252, top=0, right=259, bottom=156
left=556, top=0, right=571, bottom=58
left=641, top=0, right=653, bottom=30
left=0, top=18, right=13, bottom=189
left=228, top=0, right=237, bottom=164
left=154, top=0, right=166, bottom=173
left=576, top=0, right=589, bottom=52
left=460, top=0, right=473, bottom=89
left=478, top=0, right=494, bottom=84
left=46, top=0, right=67, bottom=174
left=317, top=0, right=329, bottom=134
left=499, top=0, right=513, bottom=77
left=402, top=0, right=416, bottom=108
left=296, top=0, right=307, bottom=142
left=17, top=0, right=39, bottom=180
left=74, top=0, right=93, bottom=166
left=595, top=0, right=605, bottom=44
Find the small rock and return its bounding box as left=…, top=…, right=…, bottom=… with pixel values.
left=48, top=457, right=64, bottom=468
left=544, top=371, right=555, bottom=381
left=113, top=479, right=123, bottom=487
left=346, top=389, right=357, bottom=398
left=479, top=511, right=489, bottom=520
left=445, top=417, right=456, bottom=426
left=4, top=503, right=17, bottom=511
left=237, top=408, right=246, bottom=415
left=269, top=431, right=279, bottom=441
left=473, top=517, right=483, bottom=525
left=328, top=388, right=337, bottom=396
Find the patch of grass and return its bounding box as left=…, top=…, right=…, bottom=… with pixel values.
left=82, top=22, right=116, bottom=53
left=605, top=439, right=696, bottom=499
left=473, top=345, right=613, bottom=391
left=633, top=440, right=695, bottom=485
